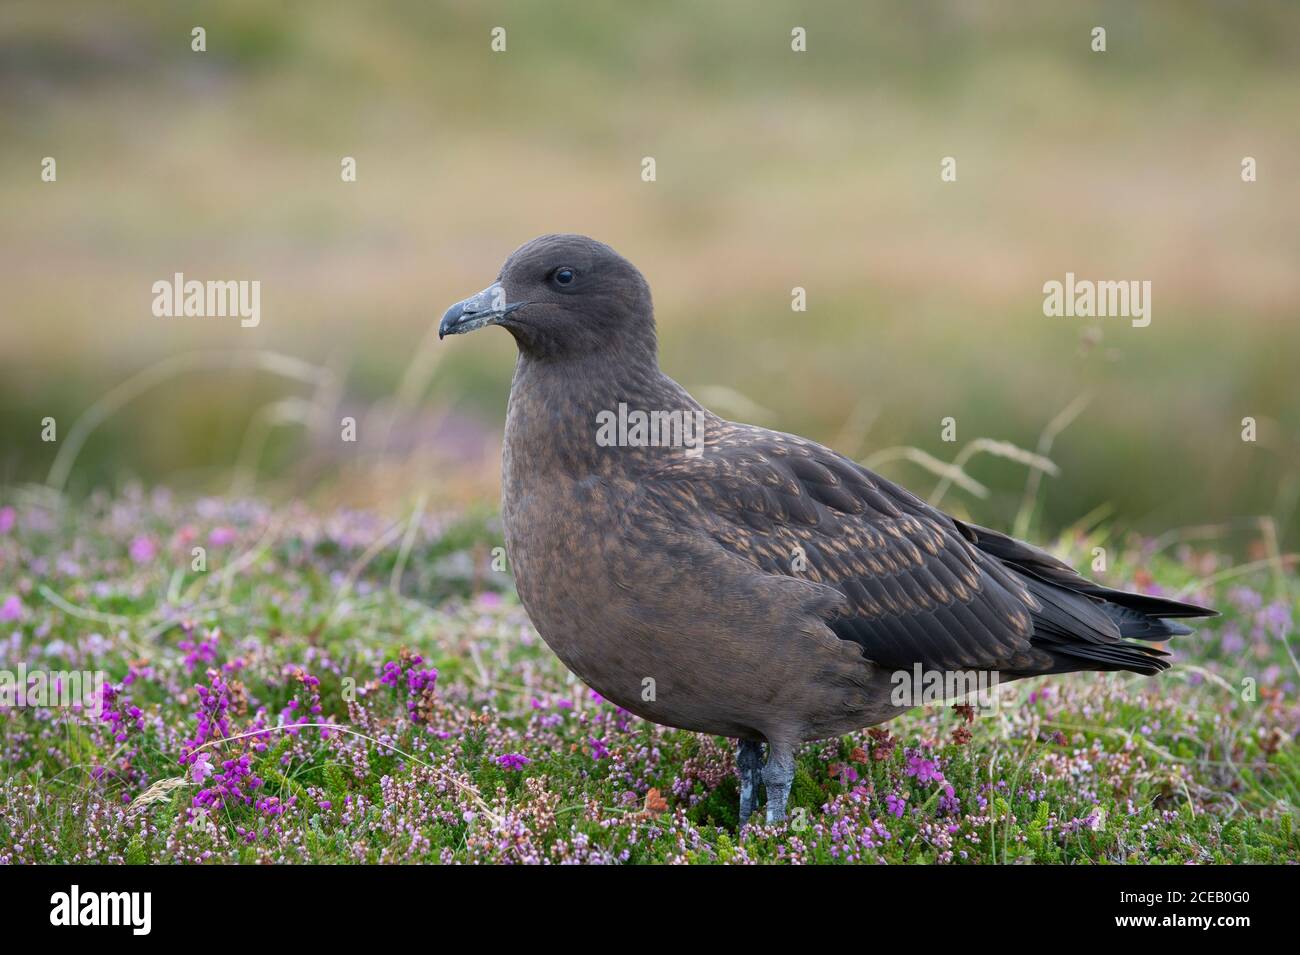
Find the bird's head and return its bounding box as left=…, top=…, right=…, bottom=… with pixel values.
left=439, top=234, right=656, bottom=362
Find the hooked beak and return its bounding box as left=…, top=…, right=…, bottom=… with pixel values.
left=439, top=282, right=526, bottom=339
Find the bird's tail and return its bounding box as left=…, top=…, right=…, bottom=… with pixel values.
left=958, top=520, right=1217, bottom=676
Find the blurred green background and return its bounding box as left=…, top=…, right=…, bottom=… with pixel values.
left=1, top=0, right=1297, bottom=546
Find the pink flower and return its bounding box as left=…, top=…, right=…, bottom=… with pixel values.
left=129, top=535, right=157, bottom=564
left=208, top=526, right=237, bottom=547
left=190, top=752, right=213, bottom=784
left=938, top=785, right=960, bottom=813
left=905, top=754, right=946, bottom=785
left=496, top=753, right=530, bottom=771
left=0, top=506, right=15, bottom=534
left=0, top=594, right=23, bottom=622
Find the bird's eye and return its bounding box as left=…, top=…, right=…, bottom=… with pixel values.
left=552, top=268, right=576, bottom=287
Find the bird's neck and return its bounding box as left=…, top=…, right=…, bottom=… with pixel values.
left=505, top=351, right=708, bottom=478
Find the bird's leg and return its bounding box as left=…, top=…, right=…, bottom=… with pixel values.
left=736, top=739, right=765, bottom=825
left=762, top=740, right=796, bottom=825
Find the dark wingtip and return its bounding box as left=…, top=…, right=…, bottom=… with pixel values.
left=1169, top=602, right=1219, bottom=619
left=1122, top=593, right=1219, bottom=620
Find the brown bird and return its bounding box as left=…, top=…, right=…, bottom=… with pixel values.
left=440, top=234, right=1216, bottom=825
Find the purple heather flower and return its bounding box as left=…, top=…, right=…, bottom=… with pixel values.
left=0, top=595, right=22, bottom=623
left=128, top=535, right=156, bottom=564
left=496, top=753, right=530, bottom=771
left=406, top=666, right=437, bottom=695
left=1259, top=602, right=1293, bottom=641
left=208, top=526, right=237, bottom=547
left=191, top=752, right=213, bottom=784
left=938, top=785, right=960, bottom=814
left=1220, top=624, right=1245, bottom=655
left=589, top=736, right=610, bottom=760
left=885, top=793, right=907, bottom=818
left=178, top=631, right=219, bottom=673
left=905, top=754, right=945, bottom=785
left=1227, top=585, right=1263, bottom=614
left=0, top=506, right=14, bottom=534
left=377, top=655, right=436, bottom=722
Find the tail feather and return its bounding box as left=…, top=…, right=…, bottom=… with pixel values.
left=959, top=520, right=1217, bottom=677
left=1100, top=601, right=1195, bottom=640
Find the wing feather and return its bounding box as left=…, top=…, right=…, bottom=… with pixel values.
left=645, top=421, right=1212, bottom=678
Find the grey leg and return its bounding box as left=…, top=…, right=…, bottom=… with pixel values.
left=737, top=739, right=765, bottom=825
left=762, top=740, right=796, bottom=825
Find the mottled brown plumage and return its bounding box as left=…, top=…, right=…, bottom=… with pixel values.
left=440, top=234, right=1216, bottom=824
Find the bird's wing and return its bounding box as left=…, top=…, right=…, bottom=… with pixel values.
left=644, top=421, right=1183, bottom=676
